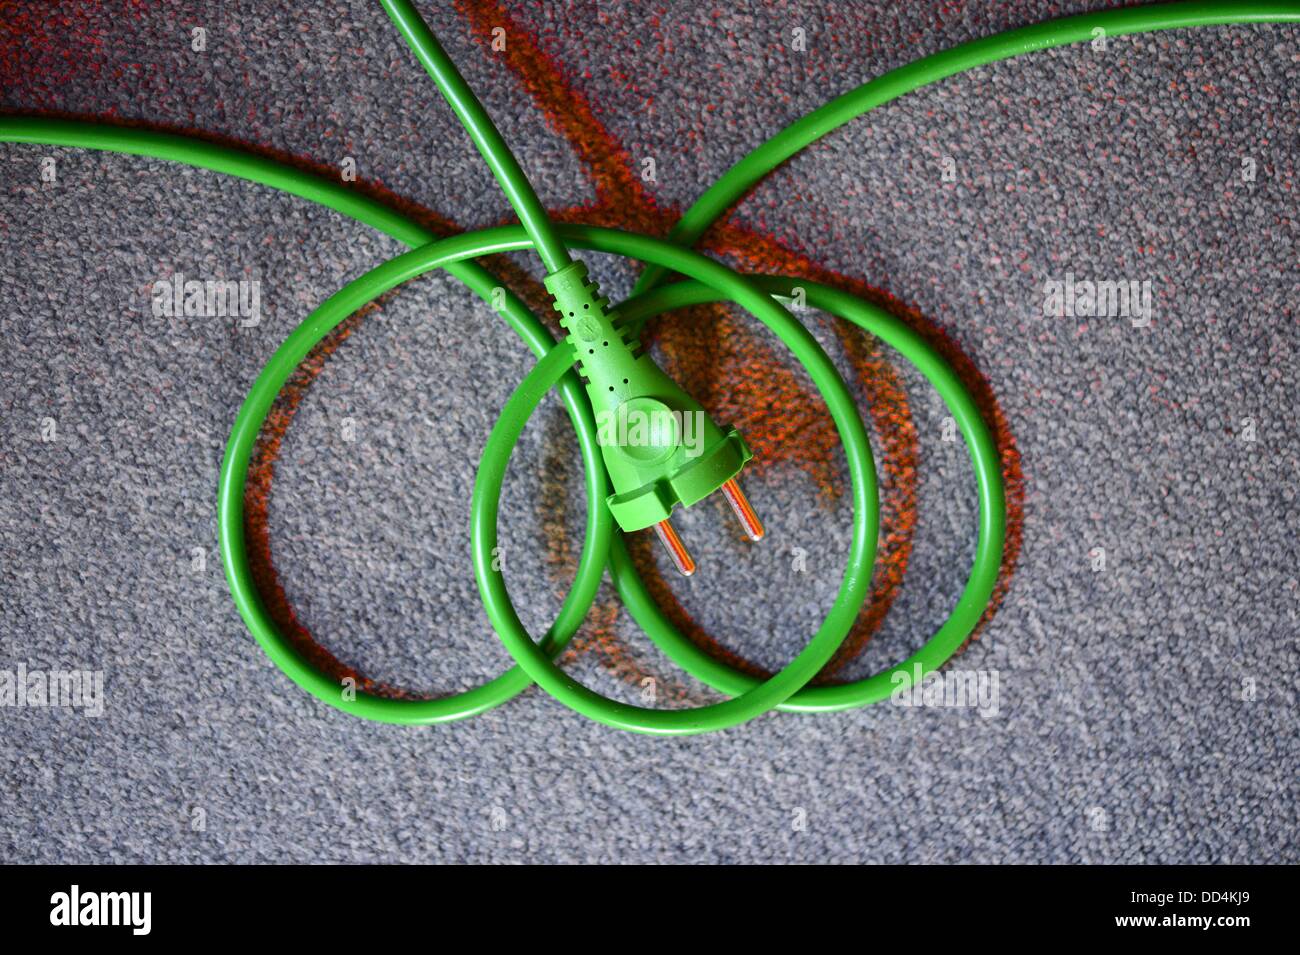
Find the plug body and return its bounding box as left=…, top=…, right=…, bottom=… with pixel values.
left=545, top=260, right=751, bottom=533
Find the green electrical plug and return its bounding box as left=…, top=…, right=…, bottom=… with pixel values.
left=545, top=260, right=765, bottom=575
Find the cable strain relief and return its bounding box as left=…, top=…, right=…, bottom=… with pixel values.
left=544, top=259, right=636, bottom=377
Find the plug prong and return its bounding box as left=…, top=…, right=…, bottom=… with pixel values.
left=720, top=478, right=765, bottom=542
left=653, top=518, right=696, bottom=577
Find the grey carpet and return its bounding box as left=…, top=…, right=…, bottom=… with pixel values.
left=1, top=0, right=1296, bottom=863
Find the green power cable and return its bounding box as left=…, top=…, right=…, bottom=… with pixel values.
left=470, top=226, right=878, bottom=734
left=3, top=1, right=1295, bottom=732
left=610, top=276, right=1003, bottom=712
left=215, top=229, right=620, bottom=724
left=379, top=0, right=571, bottom=275
left=383, top=0, right=764, bottom=550
left=470, top=258, right=1006, bottom=727
left=210, top=220, right=876, bottom=731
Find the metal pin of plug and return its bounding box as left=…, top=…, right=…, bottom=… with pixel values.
left=653, top=518, right=696, bottom=577
left=720, top=478, right=765, bottom=542
left=653, top=481, right=762, bottom=577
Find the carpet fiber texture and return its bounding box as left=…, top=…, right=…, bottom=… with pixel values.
left=1, top=0, right=1297, bottom=863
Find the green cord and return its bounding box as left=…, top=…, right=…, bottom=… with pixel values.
left=611, top=276, right=1003, bottom=712
left=208, top=221, right=877, bottom=733
left=379, top=0, right=573, bottom=275
left=470, top=226, right=878, bottom=735
left=215, top=229, right=616, bottom=724
left=383, top=0, right=755, bottom=534
left=3, top=1, right=1295, bottom=732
